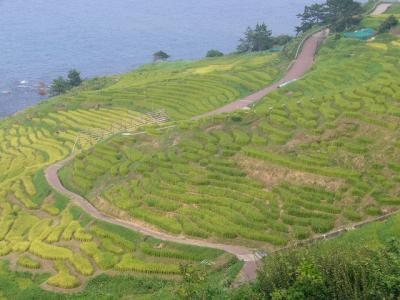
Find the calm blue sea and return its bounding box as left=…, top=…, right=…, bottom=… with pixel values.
left=0, top=0, right=320, bottom=118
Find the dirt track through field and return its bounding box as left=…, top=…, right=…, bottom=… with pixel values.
left=197, top=29, right=329, bottom=118
left=371, top=2, right=392, bottom=15
left=45, top=3, right=392, bottom=284
left=45, top=157, right=259, bottom=280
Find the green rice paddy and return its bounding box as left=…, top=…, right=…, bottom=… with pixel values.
left=0, top=51, right=283, bottom=291
left=27, top=52, right=286, bottom=121
left=62, top=35, right=400, bottom=251
left=1, top=9, right=400, bottom=296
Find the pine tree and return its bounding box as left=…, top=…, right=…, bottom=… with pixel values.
left=68, top=69, right=82, bottom=87
left=237, top=23, right=273, bottom=53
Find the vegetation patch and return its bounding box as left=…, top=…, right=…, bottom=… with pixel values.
left=46, top=261, right=80, bottom=289
left=17, top=255, right=41, bottom=269
left=61, top=34, right=400, bottom=250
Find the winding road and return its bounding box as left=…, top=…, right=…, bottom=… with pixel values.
left=45, top=3, right=392, bottom=284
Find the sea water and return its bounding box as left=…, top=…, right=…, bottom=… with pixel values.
left=0, top=0, right=320, bottom=118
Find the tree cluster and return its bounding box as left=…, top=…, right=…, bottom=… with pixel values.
left=237, top=23, right=273, bottom=53
left=296, top=0, right=363, bottom=33
left=206, top=49, right=224, bottom=58
left=50, top=69, right=82, bottom=96
left=237, top=23, right=293, bottom=53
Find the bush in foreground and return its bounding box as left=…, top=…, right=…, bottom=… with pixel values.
left=254, top=238, right=400, bottom=300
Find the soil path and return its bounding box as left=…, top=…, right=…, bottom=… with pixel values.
left=372, top=2, right=391, bottom=15
left=197, top=29, right=329, bottom=118
left=45, top=4, right=392, bottom=283
left=45, top=157, right=259, bottom=281
left=197, top=1, right=394, bottom=119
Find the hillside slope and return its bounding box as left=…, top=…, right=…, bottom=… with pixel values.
left=61, top=33, right=400, bottom=251
left=0, top=4, right=399, bottom=296
left=0, top=51, right=284, bottom=291
left=19, top=52, right=286, bottom=121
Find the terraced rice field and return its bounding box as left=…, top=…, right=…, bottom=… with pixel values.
left=0, top=50, right=285, bottom=290
left=62, top=35, right=400, bottom=250
left=31, top=52, right=286, bottom=121
left=1, top=10, right=399, bottom=293
left=0, top=106, right=235, bottom=290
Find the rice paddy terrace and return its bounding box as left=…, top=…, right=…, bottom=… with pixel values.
left=0, top=108, right=234, bottom=293
left=36, top=52, right=286, bottom=121
left=0, top=4, right=399, bottom=297
left=0, top=51, right=284, bottom=294
left=61, top=27, right=400, bottom=254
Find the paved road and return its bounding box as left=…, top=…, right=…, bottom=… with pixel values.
left=198, top=29, right=329, bottom=118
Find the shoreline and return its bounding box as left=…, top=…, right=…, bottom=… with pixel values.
left=0, top=0, right=315, bottom=121
left=0, top=50, right=279, bottom=122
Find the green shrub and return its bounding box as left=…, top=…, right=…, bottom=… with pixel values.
left=257, top=240, right=400, bottom=300
left=206, top=49, right=224, bottom=58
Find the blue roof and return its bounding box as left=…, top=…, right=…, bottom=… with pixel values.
left=269, top=47, right=284, bottom=52
left=343, top=28, right=376, bottom=40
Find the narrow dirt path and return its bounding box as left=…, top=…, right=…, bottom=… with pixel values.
left=371, top=2, right=392, bottom=15
left=197, top=29, right=329, bottom=118
left=44, top=155, right=400, bottom=283
left=197, top=1, right=393, bottom=119
left=45, top=157, right=259, bottom=282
